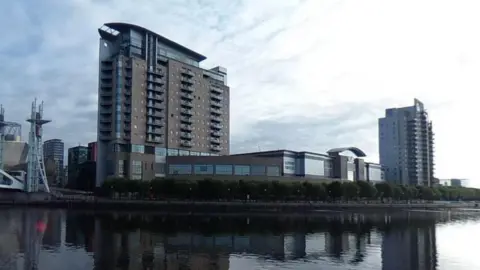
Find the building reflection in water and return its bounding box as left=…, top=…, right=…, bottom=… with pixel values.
left=0, top=210, right=444, bottom=270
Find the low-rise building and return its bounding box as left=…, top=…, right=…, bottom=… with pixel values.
left=164, top=147, right=384, bottom=182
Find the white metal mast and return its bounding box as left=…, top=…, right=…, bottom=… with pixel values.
left=0, top=105, right=5, bottom=172
left=26, top=99, right=51, bottom=193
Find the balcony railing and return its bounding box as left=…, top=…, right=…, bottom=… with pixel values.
left=210, top=116, right=222, bottom=123
left=180, top=140, right=193, bottom=148
left=180, top=124, right=193, bottom=131
left=181, top=92, right=194, bottom=100
left=180, top=84, right=194, bottom=92
left=180, top=109, right=193, bottom=116
left=181, top=69, right=195, bottom=77
left=210, top=101, right=223, bottom=108
left=211, top=108, right=222, bottom=115
left=180, top=132, right=193, bottom=140
left=211, top=131, right=221, bottom=137
left=180, top=117, right=193, bottom=124
left=180, top=100, right=193, bottom=108
left=211, top=86, right=223, bottom=94
left=181, top=77, right=194, bottom=85
left=210, top=145, right=222, bottom=152
left=210, top=137, right=221, bottom=144
left=210, top=123, right=223, bottom=130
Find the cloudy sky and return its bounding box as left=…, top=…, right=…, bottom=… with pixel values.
left=0, top=0, right=478, bottom=185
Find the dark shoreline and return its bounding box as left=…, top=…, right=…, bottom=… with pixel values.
left=1, top=198, right=478, bottom=214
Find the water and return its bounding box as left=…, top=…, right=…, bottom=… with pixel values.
left=0, top=209, right=479, bottom=270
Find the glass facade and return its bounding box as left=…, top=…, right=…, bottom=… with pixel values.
left=169, top=164, right=192, bottom=175
left=251, top=165, right=266, bottom=176
left=234, top=165, right=250, bottom=176
left=194, top=165, right=214, bottom=175
left=131, top=144, right=144, bottom=153
left=215, top=165, right=233, bottom=175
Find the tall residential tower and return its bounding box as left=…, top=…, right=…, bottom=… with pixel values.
left=43, top=139, right=65, bottom=186
left=96, top=23, right=229, bottom=186
left=379, top=99, right=435, bottom=186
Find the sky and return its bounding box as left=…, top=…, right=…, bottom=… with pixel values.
left=0, top=0, right=478, bottom=186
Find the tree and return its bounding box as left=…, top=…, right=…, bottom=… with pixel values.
left=375, top=183, right=393, bottom=202
left=357, top=181, right=377, bottom=199
left=342, top=182, right=360, bottom=201
left=327, top=181, right=343, bottom=200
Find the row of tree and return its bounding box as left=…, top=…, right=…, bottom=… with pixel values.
left=98, top=177, right=480, bottom=202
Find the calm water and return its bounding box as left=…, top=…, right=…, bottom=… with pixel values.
left=0, top=209, right=479, bottom=270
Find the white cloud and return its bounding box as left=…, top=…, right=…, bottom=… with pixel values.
left=0, top=0, right=478, bottom=186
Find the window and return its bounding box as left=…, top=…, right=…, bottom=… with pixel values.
left=169, top=164, right=192, bottom=175
left=155, top=163, right=166, bottom=174
left=167, top=148, right=179, bottom=156
left=234, top=165, right=250, bottom=176
left=132, top=160, right=142, bottom=179
left=118, top=160, right=125, bottom=176
left=189, top=151, right=200, bottom=156
left=131, top=144, right=144, bottom=153
left=251, top=165, right=266, bottom=176
left=215, top=165, right=233, bottom=175
left=200, top=152, right=210, bottom=156
left=179, top=150, right=190, bottom=156
left=267, top=166, right=280, bottom=176
left=194, top=165, right=214, bottom=175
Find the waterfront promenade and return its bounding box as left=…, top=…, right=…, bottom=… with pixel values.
left=0, top=193, right=478, bottom=213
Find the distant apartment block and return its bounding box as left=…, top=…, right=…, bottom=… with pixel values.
left=68, top=146, right=88, bottom=187
left=96, top=23, right=229, bottom=185
left=379, top=99, right=435, bottom=186
left=43, top=139, right=65, bottom=186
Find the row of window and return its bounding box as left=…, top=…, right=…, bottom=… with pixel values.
left=168, top=164, right=281, bottom=177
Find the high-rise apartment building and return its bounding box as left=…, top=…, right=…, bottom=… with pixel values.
left=96, top=23, right=230, bottom=185
left=43, top=139, right=65, bottom=185
left=379, top=99, right=435, bottom=186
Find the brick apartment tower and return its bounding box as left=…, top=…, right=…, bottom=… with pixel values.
left=96, top=23, right=229, bottom=186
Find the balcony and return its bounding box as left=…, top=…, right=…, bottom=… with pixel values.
left=210, top=145, right=222, bottom=152
left=180, top=117, right=193, bottom=124
left=180, top=92, right=194, bottom=100
left=146, top=136, right=162, bottom=143
left=180, top=100, right=193, bottom=108
left=99, top=108, right=112, bottom=115
left=180, top=77, right=194, bottom=85
left=210, top=137, right=221, bottom=144
left=210, top=116, right=222, bottom=123
left=147, top=120, right=163, bottom=127
left=124, top=134, right=131, bottom=140
left=147, top=110, right=163, bottom=118
left=99, top=117, right=111, bottom=124
left=100, top=82, right=112, bottom=88
left=147, top=102, right=165, bottom=110
left=180, top=124, right=193, bottom=132
left=124, top=126, right=131, bottom=131
left=101, top=64, right=113, bottom=71
left=147, top=94, right=163, bottom=102
left=210, top=101, right=223, bottom=108
left=101, top=74, right=113, bottom=80
left=125, top=72, right=132, bottom=78
left=211, top=131, right=221, bottom=137
left=147, top=128, right=163, bottom=135
left=180, top=132, right=193, bottom=140
left=180, top=140, right=193, bottom=148
left=100, top=91, right=112, bottom=98
left=210, top=108, right=222, bottom=115
left=125, top=80, right=132, bottom=87
left=124, top=99, right=131, bottom=106
left=147, top=67, right=164, bottom=77
left=99, top=99, right=113, bottom=106
left=210, top=123, right=223, bottom=130
left=99, top=125, right=111, bottom=132
left=211, top=94, right=223, bottom=101
left=180, top=109, right=193, bottom=116
left=211, top=86, right=223, bottom=94
left=181, top=69, right=195, bottom=77
left=124, top=90, right=131, bottom=96
left=124, top=117, right=131, bottom=123
left=180, top=84, right=194, bottom=92
left=147, top=75, right=164, bottom=85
